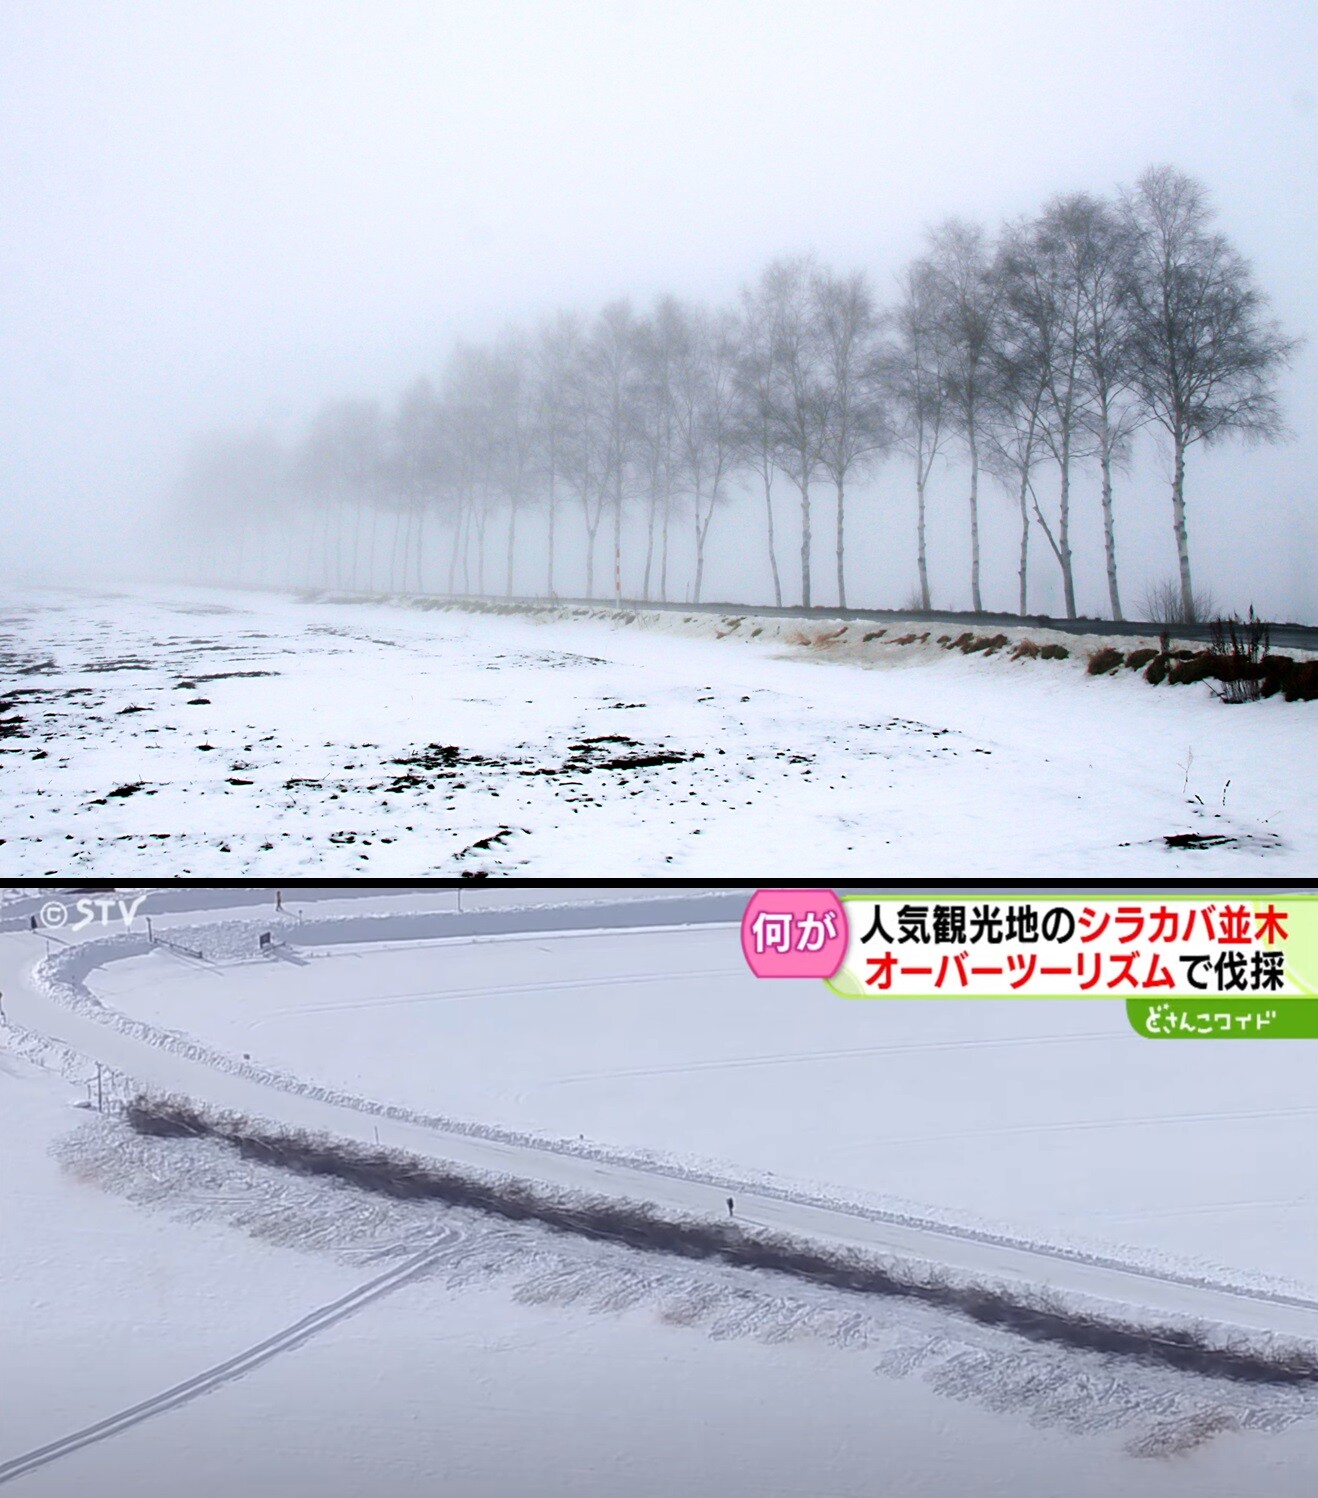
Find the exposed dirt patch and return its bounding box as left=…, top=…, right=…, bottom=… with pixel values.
left=0, top=645, right=58, bottom=676
left=528, top=735, right=703, bottom=777
left=457, top=826, right=527, bottom=858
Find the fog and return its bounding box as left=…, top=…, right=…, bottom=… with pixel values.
left=1, top=0, right=1314, bottom=620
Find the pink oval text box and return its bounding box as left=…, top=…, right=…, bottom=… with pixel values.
left=741, top=889, right=849, bottom=979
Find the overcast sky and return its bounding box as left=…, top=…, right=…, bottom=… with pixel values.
left=1, top=0, right=1314, bottom=616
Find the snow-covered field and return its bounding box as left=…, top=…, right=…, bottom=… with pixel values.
left=81, top=924, right=1318, bottom=1297
left=3, top=888, right=1317, bottom=1495
left=2, top=585, right=1313, bottom=875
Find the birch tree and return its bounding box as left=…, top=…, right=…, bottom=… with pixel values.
left=1070, top=193, right=1145, bottom=620
left=533, top=312, right=581, bottom=599
left=983, top=283, right=1049, bottom=615
left=813, top=266, right=889, bottom=608
left=733, top=282, right=786, bottom=607
left=998, top=206, right=1095, bottom=618
left=487, top=329, right=537, bottom=598
left=758, top=256, right=828, bottom=607
left=1122, top=165, right=1299, bottom=621
left=636, top=297, right=684, bottom=602
left=885, top=258, right=949, bottom=610
left=558, top=325, right=607, bottom=597
left=392, top=377, right=445, bottom=593
left=926, top=220, right=1002, bottom=613
left=587, top=300, right=645, bottom=603
left=673, top=303, right=743, bottom=603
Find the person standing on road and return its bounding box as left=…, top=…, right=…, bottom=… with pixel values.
left=726, top=1195, right=734, bottom=1219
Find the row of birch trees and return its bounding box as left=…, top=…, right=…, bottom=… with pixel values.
left=178, top=166, right=1298, bottom=622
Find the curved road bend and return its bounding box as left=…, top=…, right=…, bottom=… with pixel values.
left=3, top=924, right=1317, bottom=1347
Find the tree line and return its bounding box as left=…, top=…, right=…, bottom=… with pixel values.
left=177, top=165, right=1298, bottom=623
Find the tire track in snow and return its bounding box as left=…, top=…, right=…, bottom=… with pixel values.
left=248, top=962, right=743, bottom=1026
left=520, top=1026, right=1124, bottom=1092
left=0, top=1234, right=455, bottom=1488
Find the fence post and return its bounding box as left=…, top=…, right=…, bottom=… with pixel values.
left=96, top=1063, right=103, bottom=1113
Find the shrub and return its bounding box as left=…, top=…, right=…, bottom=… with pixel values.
left=1038, top=643, right=1069, bottom=660
left=1012, top=639, right=1040, bottom=659
left=1167, top=653, right=1218, bottom=685
left=1141, top=577, right=1219, bottom=625
left=1260, top=655, right=1296, bottom=698
left=1087, top=647, right=1124, bottom=675
left=1207, top=607, right=1270, bottom=704
left=943, top=632, right=1010, bottom=654
left=1144, top=653, right=1170, bottom=684
left=1284, top=660, right=1318, bottom=702
left=1125, top=648, right=1158, bottom=671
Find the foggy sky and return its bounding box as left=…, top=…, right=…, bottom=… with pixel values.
left=1, top=0, right=1314, bottom=618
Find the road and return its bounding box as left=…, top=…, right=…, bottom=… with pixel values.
left=388, top=591, right=1318, bottom=654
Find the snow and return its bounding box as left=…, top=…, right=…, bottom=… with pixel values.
left=2, top=584, right=1313, bottom=875
left=0, top=1054, right=364, bottom=1470
left=3, top=888, right=1318, bottom=1495
left=57, top=917, right=1318, bottom=1303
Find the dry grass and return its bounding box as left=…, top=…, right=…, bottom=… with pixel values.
left=785, top=626, right=849, bottom=649
left=1087, top=647, right=1125, bottom=675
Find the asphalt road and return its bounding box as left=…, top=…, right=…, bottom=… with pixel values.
left=390, top=592, right=1318, bottom=654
